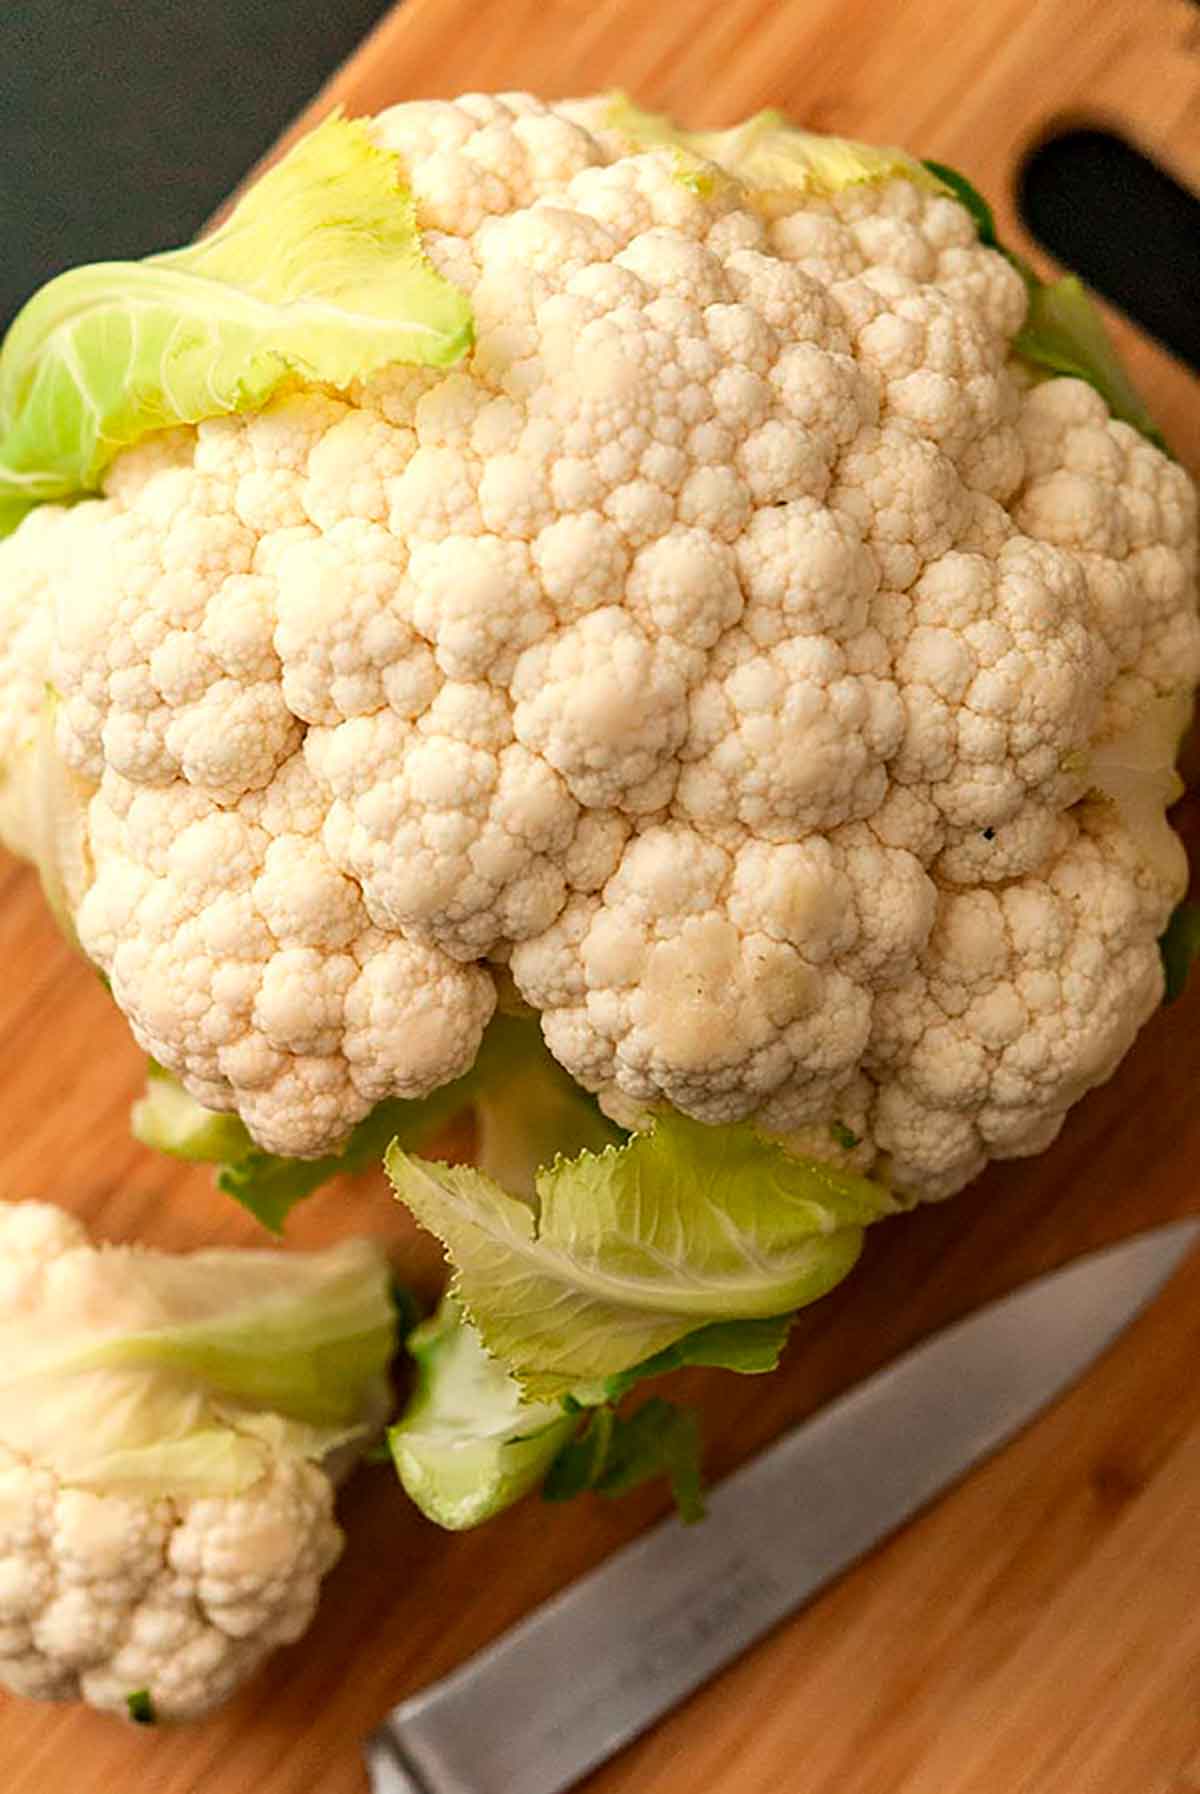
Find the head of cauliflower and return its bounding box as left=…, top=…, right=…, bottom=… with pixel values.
left=1, top=93, right=1196, bottom=1200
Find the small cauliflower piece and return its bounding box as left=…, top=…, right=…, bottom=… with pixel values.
left=0, top=1201, right=396, bottom=1723
left=0, top=93, right=1196, bottom=1201
left=74, top=752, right=496, bottom=1154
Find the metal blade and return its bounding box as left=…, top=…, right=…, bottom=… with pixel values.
left=365, top=1218, right=1198, bottom=1794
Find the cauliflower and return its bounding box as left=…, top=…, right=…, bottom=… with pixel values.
left=0, top=94, right=1196, bottom=1206
left=0, top=1201, right=396, bottom=1722
left=1, top=93, right=1196, bottom=1545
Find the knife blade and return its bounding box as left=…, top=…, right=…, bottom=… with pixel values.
left=365, top=1218, right=1198, bottom=1794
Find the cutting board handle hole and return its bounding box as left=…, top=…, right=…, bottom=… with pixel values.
left=1017, top=125, right=1200, bottom=372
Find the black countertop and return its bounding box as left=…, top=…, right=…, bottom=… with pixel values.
left=1, top=0, right=391, bottom=329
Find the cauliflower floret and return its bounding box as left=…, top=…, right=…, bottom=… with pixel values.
left=513, top=818, right=935, bottom=1132
left=0, top=1443, right=342, bottom=1723
left=867, top=801, right=1173, bottom=1195
left=1, top=92, right=1196, bottom=1191
left=307, top=683, right=583, bottom=961
left=74, top=754, right=495, bottom=1152
left=0, top=1205, right=393, bottom=1723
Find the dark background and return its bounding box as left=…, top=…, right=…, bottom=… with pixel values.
left=1019, top=130, right=1200, bottom=373
left=0, top=0, right=390, bottom=329
left=1, top=4, right=1197, bottom=368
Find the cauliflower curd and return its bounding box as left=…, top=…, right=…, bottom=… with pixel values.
left=1, top=93, right=1196, bottom=1200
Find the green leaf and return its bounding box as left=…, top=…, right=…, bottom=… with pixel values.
left=215, top=1083, right=470, bottom=1234
left=0, top=1224, right=397, bottom=1497
left=389, top=1305, right=793, bottom=1529
left=920, top=159, right=999, bottom=245
left=541, top=1407, right=616, bottom=1503
left=126, top=1689, right=156, bottom=1727
left=136, top=1050, right=485, bottom=1234
left=596, top=1313, right=797, bottom=1405
left=593, top=1400, right=705, bottom=1522
left=69, top=1238, right=397, bottom=1430
left=1160, top=900, right=1200, bottom=1004
left=544, top=1397, right=706, bottom=1524
left=1014, top=277, right=1168, bottom=451
left=0, top=112, right=473, bottom=537
left=601, top=93, right=944, bottom=204
left=132, top=1061, right=255, bottom=1165
left=388, top=1296, right=576, bottom=1530
left=830, top=1120, right=861, bottom=1152
left=386, top=1112, right=895, bottom=1400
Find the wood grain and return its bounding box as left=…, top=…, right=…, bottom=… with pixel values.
left=3, top=1, right=1200, bottom=1790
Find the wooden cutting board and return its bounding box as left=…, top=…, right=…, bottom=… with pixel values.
left=3, top=0, right=1200, bottom=1789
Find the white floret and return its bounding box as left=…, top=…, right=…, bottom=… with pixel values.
left=675, top=628, right=905, bottom=836
left=74, top=754, right=495, bottom=1152
left=866, top=801, right=1172, bottom=1195
left=0, top=1442, right=345, bottom=1724
left=511, top=608, right=696, bottom=810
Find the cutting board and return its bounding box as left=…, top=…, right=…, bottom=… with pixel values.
left=3, top=1, right=1200, bottom=1789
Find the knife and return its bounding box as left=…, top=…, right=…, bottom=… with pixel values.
left=365, top=1217, right=1198, bottom=1794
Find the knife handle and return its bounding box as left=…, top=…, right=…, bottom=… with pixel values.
left=363, top=1727, right=437, bottom=1794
